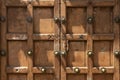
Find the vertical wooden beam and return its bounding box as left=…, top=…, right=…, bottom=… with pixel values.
left=0, top=0, right=7, bottom=80
left=54, top=0, right=61, bottom=80
left=60, top=0, right=66, bottom=80
left=27, top=3, right=33, bottom=80
left=87, top=2, right=93, bottom=80
left=113, top=0, right=119, bottom=80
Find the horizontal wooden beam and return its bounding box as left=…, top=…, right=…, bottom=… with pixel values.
left=33, top=34, right=55, bottom=40
left=6, top=33, right=28, bottom=40
left=6, top=67, right=28, bottom=73
left=66, top=67, right=88, bottom=73
left=32, top=1, right=54, bottom=7
left=66, top=34, right=88, bottom=40
left=32, top=67, right=54, bottom=73
left=92, top=34, right=114, bottom=40
left=92, top=67, right=114, bottom=73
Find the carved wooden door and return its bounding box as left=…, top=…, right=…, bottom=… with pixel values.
left=0, top=0, right=120, bottom=80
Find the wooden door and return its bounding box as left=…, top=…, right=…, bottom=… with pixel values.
left=0, top=0, right=60, bottom=80
left=61, top=0, right=120, bottom=80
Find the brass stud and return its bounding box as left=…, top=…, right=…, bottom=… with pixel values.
left=41, top=67, right=46, bottom=73
left=114, top=16, right=120, bottom=23
left=61, top=17, right=66, bottom=24
left=87, top=51, right=93, bottom=56
left=74, top=67, right=80, bottom=73
left=54, top=17, right=60, bottom=23
left=61, top=51, right=66, bottom=56
left=27, top=50, right=33, bottom=56
left=0, top=16, right=5, bottom=22
left=0, top=50, right=6, bottom=56
left=87, top=16, right=94, bottom=24
left=54, top=51, right=60, bottom=55
left=26, top=16, right=32, bottom=23
left=101, top=67, right=106, bottom=73
left=114, top=51, right=120, bottom=56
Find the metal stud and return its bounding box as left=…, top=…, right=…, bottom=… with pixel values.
left=26, top=16, right=32, bottom=23
left=74, top=67, right=80, bottom=73
left=61, top=17, right=66, bottom=24
left=27, top=50, right=33, bottom=56
left=87, top=16, right=94, bottom=24
left=54, top=17, right=60, bottom=23
left=61, top=51, right=67, bottom=56
left=114, top=51, right=120, bottom=56
left=54, top=51, right=60, bottom=56
left=0, top=50, right=6, bottom=56
left=41, top=67, right=46, bottom=73
left=101, top=67, right=106, bottom=73
left=0, top=16, right=5, bottom=22
left=87, top=51, right=93, bottom=56
left=114, top=16, right=120, bottom=23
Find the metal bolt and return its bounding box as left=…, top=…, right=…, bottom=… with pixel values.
left=74, top=67, right=80, bottom=73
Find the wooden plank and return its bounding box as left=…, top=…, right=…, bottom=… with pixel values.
left=93, top=1, right=114, bottom=7
left=92, top=67, right=114, bottom=73
left=54, top=0, right=61, bottom=80
left=66, top=1, right=88, bottom=7
left=66, top=67, right=88, bottom=73
left=66, top=34, right=88, bottom=40
left=6, top=34, right=28, bottom=40
left=60, top=0, right=67, bottom=80
left=6, top=67, right=28, bottom=73
left=32, top=67, right=54, bottom=73
left=27, top=4, right=33, bottom=80
left=113, top=0, right=120, bottom=80
left=33, top=34, right=55, bottom=40
left=1, top=0, right=7, bottom=80
left=32, top=1, right=54, bottom=7
left=86, top=5, right=93, bottom=80
left=92, top=34, right=114, bottom=40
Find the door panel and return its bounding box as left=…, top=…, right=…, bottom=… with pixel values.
left=0, top=0, right=60, bottom=80
left=61, top=0, right=119, bottom=80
